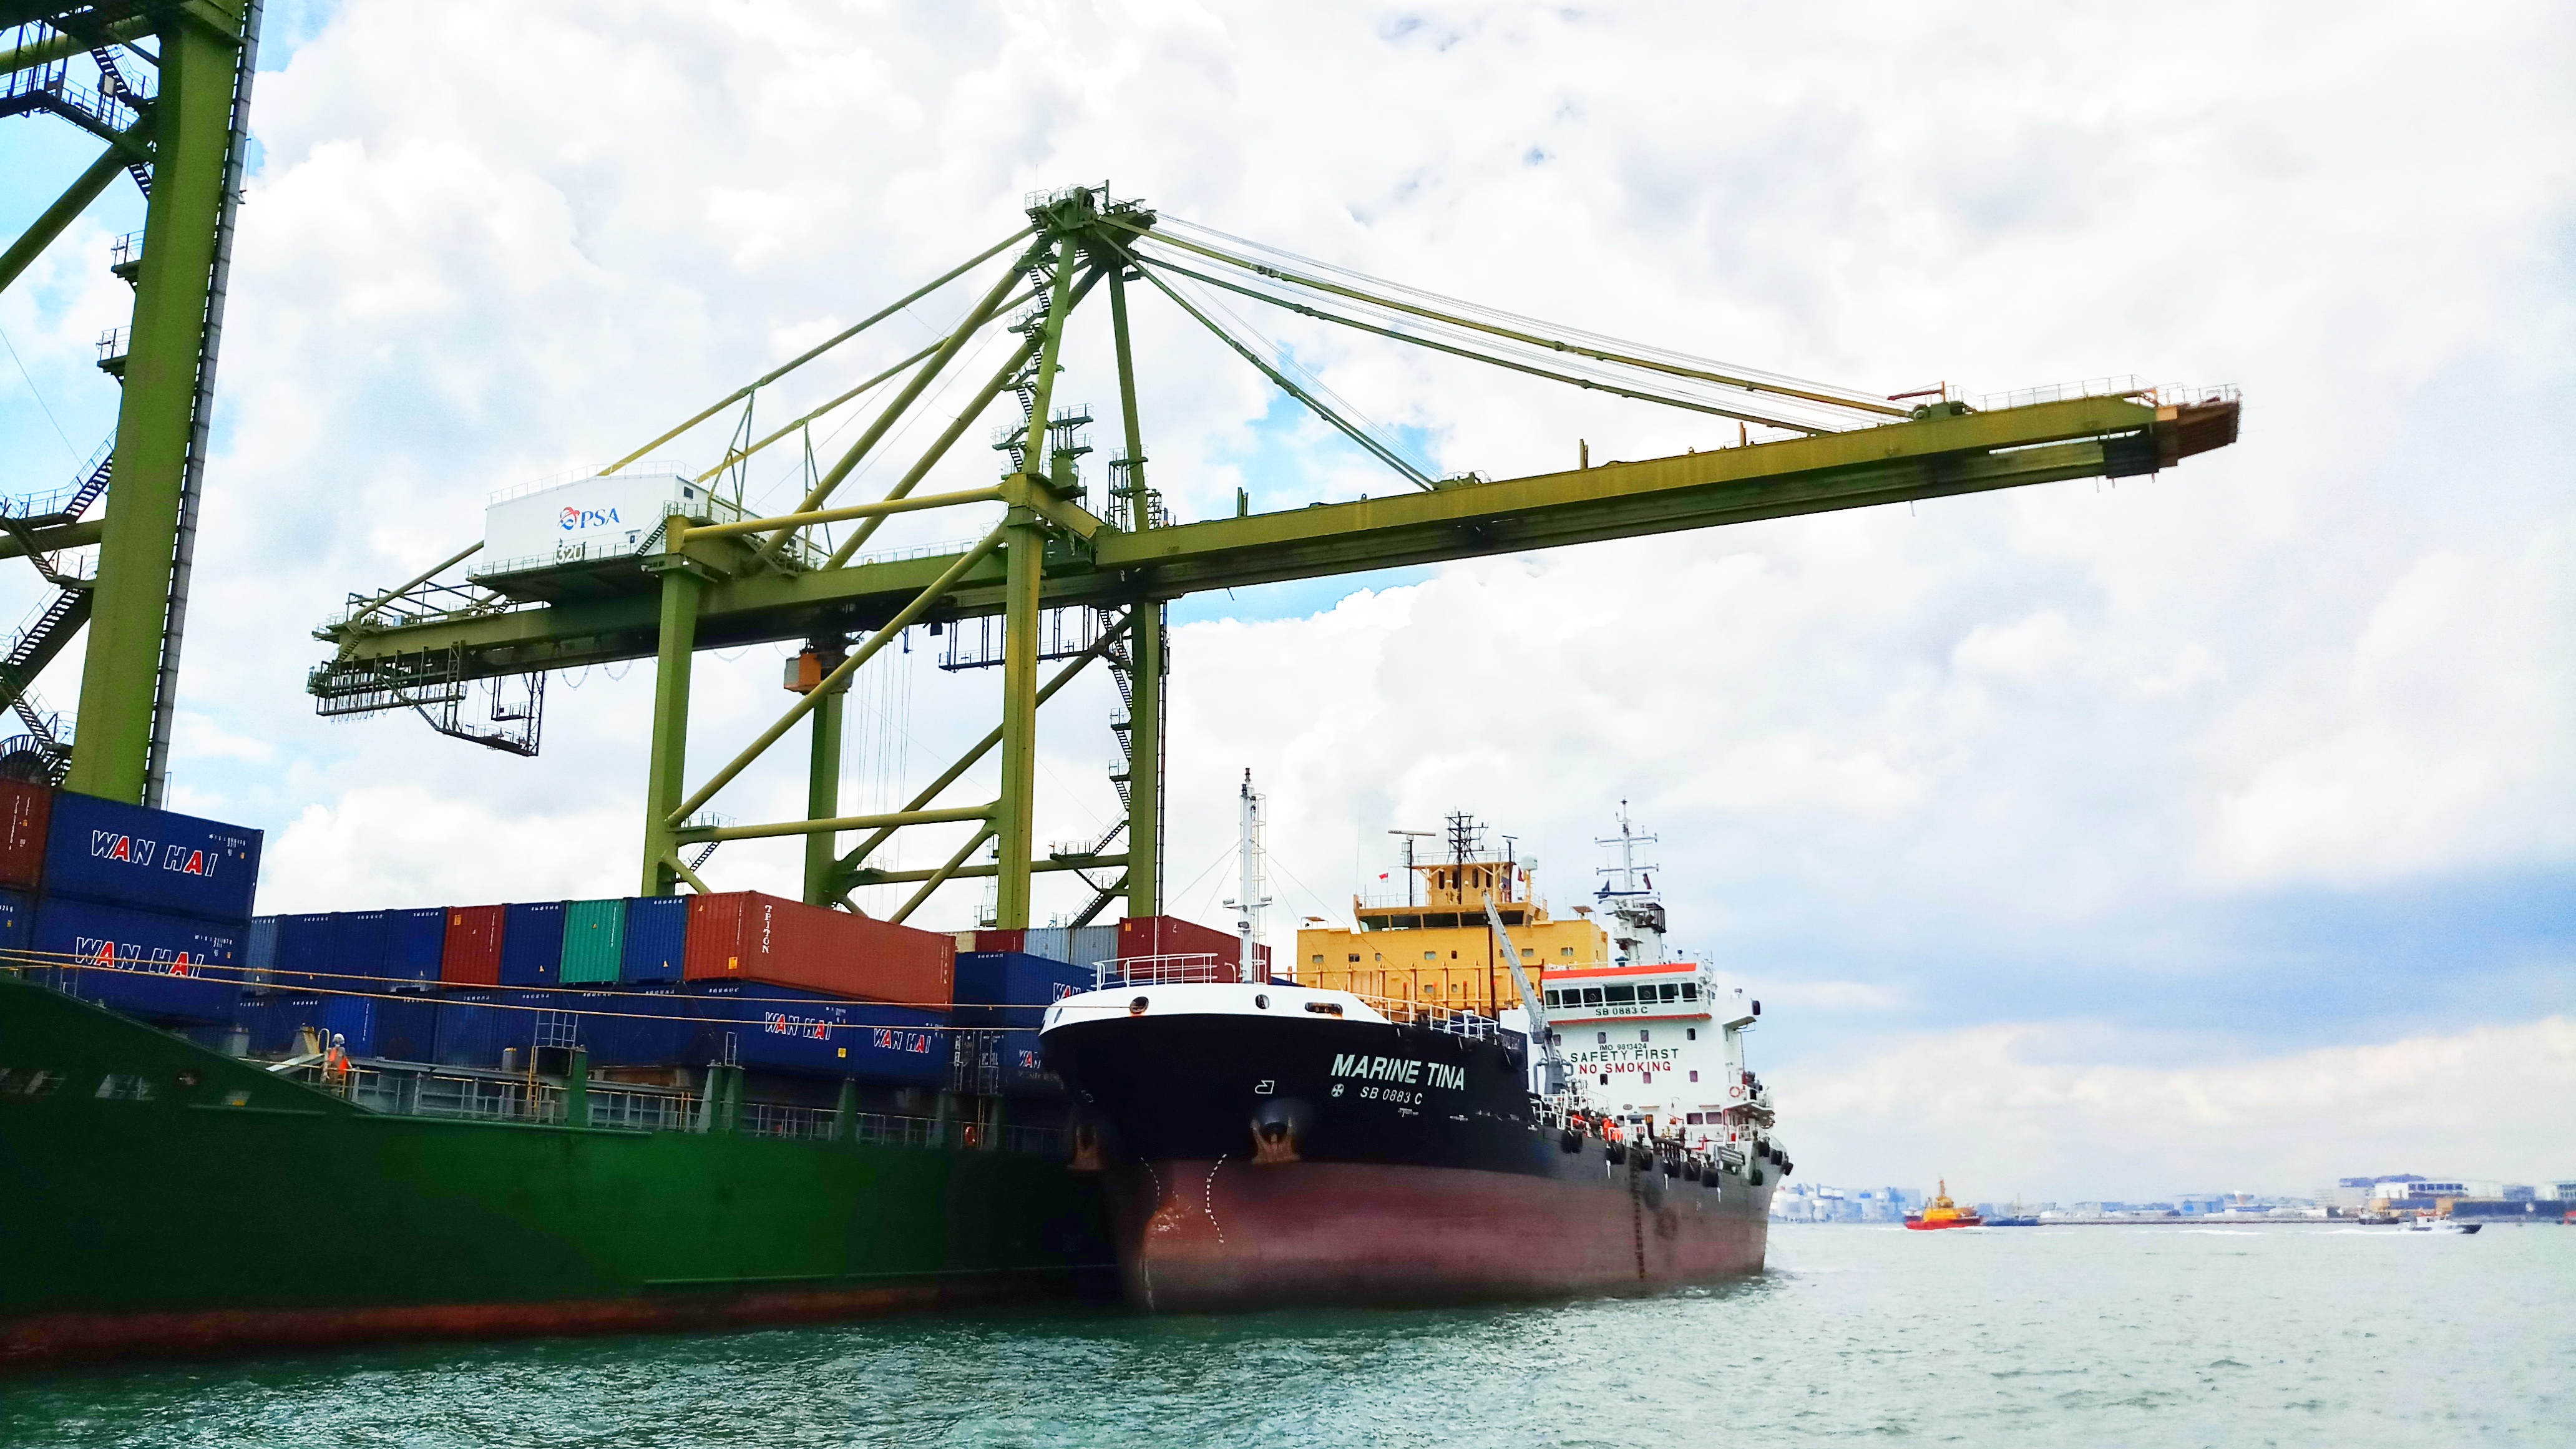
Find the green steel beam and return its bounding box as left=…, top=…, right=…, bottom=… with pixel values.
left=657, top=526, right=1005, bottom=862
left=640, top=563, right=703, bottom=896
left=799, top=679, right=844, bottom=906
left=0, top=145, right=130, bottom=295
left=832, top=612, right=1126, bottom=876
left=1108, top=263, right=1163, bottom=917
left=864, top=851, right=1128, bottom=889
left=682, top=803, right=993, bottom=844
left=756, top=238, right=1050, bottom=563
left=66, top=1, right=249, bottom=804
left=887, top=825, right=996, bottom=925
left=678, top=484, right=1005, bottom=542
left=0, top=519, right=105, bottom=560
left=0, top=13, right=154, bottom=71
left=989, top=240, right=1083, bottom=928
left=600, top=227, right=1034, bottom=479
left=321, top=396, right=2235, bottom=683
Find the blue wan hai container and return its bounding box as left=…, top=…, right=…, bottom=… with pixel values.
left=42, top=791, right=261, bottom=923
left=35, top=897, right=243, bottom=1025
left=682, top=982, right=949, bottom=1086
left=954, top=951, right=1096, bottom=1029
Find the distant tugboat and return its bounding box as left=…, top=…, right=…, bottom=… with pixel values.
left=1905, top=1179, right=1983, bottom=1230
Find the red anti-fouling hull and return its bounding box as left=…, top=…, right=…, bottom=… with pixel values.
left=1105, top=1158, right=1767, bottom=1312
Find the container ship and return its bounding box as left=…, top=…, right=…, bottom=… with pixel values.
left=1040, top=809, right=1790, bottom=1310
left=0, top=778, right=1269, bottom=1367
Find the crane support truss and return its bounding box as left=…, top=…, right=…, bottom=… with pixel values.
left=2, top=2, right=261, bottom=806
left=313, top=185, right=2241, bottom=927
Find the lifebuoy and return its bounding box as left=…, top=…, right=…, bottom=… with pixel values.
left=1729, top=1083, right=1744, bottom=1098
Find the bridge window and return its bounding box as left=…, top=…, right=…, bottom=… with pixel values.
left=1681, top=983, right=1698, bottom=1000
left=1583, top=987, right=1603, bottom=1005
left=1604, top=985, right=1634, bottom=1004
left=1559, top=947, right=1574, bottom=958
left=1660, top=983, right=1680, bottom=1002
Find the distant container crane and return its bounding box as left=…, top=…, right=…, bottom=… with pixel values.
left=308, top=184, right=2240, bottom=929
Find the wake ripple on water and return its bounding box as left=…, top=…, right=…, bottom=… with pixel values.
left=1, top=1226, right=2569, bottom=1447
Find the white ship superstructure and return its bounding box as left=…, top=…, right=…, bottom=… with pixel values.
left=1531, top=806, right=1776, bottom=1159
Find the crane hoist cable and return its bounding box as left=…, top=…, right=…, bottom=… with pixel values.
left=1144, top=213, right=1903, bottom=419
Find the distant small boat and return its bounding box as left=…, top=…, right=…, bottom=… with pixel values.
left=2406, top=1219, right=2481, bottom=1235
left=1905, top=1179, right=1983, bottom=1231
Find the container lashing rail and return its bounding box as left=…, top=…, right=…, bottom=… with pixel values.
left=272, top=1057, right=1071, bottom=1157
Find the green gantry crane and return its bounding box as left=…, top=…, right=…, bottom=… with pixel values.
left=311, top=185, right=2240, bottom=929
left=1, top=1, right=261, bottom=805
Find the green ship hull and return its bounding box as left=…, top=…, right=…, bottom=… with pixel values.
left=0, top=976, right=1113, bottom=1368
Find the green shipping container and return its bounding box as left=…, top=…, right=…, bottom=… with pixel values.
left=559, top=898, right=626, bottom=984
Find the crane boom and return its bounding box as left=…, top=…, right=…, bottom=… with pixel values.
left=1483, top=892, right=1565, bottom=1097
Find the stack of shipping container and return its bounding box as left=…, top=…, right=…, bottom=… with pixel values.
left=0, top=781, right=263, bottom=1041
left=0, top=786, right=1256, bottom=1103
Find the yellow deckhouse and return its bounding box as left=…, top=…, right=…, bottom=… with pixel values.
left=1294, top=814, right=1609, bottom=1015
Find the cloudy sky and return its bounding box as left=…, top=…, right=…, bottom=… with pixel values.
left=2, top=1, right=2568, bottom=1201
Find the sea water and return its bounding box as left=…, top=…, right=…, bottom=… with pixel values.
left=7, top=1224, right=2568, bottom=1446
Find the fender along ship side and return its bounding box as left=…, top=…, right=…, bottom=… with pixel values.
left=1041, top=810, right=1790, bottom=1310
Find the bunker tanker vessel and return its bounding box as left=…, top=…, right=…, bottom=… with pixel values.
left=1041, top=809, right=1792, bottom=1310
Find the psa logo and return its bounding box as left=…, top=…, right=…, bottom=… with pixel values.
left=90, top=831, right=221, bottom=878
left=558, top=505, right=622, bottom=532
left=872, top=1028, right=937, bottom=1055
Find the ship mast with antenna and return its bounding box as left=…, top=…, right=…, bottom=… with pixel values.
left=1594, top=802, right=1669, bottom=964
left=1225, top=769, right=1272, bottom=982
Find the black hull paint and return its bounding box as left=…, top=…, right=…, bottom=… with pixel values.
left=1043, top=1009, right=1771, bottom=1309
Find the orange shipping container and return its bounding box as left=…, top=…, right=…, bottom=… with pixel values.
left=440, top=904, right=506, bottom=986
left=683, top=891, right=954, bottom=1009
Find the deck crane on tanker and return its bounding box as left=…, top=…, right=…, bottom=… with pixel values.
left=308, top=185, right=2241, bottom=930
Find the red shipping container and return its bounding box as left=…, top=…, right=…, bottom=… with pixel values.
left=0, top=779, right=50, bottom=889
left=973, top=929, right=1025, bottom=954
left=1117, top=914, right=1267, bottom=968
left=440, top=904, right=505, bottom=985
left=684, top=891, right=953, bottom=1008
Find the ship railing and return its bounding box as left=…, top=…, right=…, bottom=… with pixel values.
left=1092, top=952, right=1241, bottom=988
left=295, top=1060, right=1071, bottom=1156
left=1347, top=992, right=1505, bottom=1040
